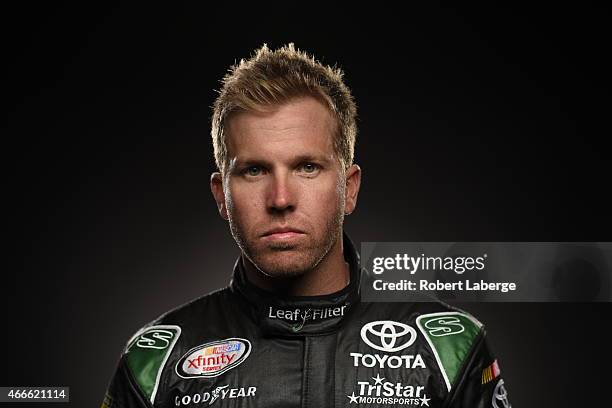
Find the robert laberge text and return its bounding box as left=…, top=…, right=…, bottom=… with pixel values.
left=372, top=279, right=517, bottom=293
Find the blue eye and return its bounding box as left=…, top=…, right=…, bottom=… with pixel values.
left=302, top=163, right=318, bottom=173
left=245, top=166, right=262, bottom=176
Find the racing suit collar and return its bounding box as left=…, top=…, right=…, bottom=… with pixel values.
left=230, top=232, right=361, bottom=336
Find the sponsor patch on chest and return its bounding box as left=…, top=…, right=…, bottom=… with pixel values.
left=176, top=338, right=251, bottom=378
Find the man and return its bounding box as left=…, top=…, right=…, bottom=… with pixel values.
left=102, top=43, right=511, bottom=408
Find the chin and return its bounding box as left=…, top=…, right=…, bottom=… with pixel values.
left=253, top=252, right=315, bottom=279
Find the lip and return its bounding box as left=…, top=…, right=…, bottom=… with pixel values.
left=260, top=227, right=305, bottom=240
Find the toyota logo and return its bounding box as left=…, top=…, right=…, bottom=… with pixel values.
left=360, top=321, right=417, bottom=352
left=492, top=379, right=511, bottom=408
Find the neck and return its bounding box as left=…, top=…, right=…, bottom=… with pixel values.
left=242, top=233, right=350, bottom=296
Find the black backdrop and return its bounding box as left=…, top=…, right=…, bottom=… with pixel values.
left=4, top=3, right=611, bottom=407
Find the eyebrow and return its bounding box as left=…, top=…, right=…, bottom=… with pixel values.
left=234, top=153, right=333, bottom=167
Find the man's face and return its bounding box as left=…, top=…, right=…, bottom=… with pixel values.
left=211, top=96, right=360, bottom=278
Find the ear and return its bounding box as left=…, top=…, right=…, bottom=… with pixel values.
left=210, top=172, right=229, bottom=220
left=344, top=164, right=361, bottom=215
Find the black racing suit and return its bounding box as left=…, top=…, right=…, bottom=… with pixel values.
left=102, top=234, right=511, bottom=408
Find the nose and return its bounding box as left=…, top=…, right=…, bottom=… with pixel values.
left=267, top=171, right=295, bottom=213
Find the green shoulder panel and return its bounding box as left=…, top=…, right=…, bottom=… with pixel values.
left=124, top=325, right=181, bottom=404
left=416, top=312, right=482, bottom=392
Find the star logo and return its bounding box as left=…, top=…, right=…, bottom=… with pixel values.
left=347, top=392, right=359, bottom=404
left=372, top=373, right=385, bottom=385
left=419, top=395, right=431, bottom=406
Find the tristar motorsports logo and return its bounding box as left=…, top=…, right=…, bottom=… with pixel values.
left=176, top=338, right=251, bottom=378
left=347, top=374, right=430, bottom=406
left=174, top=385, right=257, bottom=407
left=351, top=321, right=426, bottom=369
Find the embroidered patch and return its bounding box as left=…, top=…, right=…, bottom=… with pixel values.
left=176, top=338, right=252, bottom=378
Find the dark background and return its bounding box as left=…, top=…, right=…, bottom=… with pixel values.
left=4, top=3, right=611, bottom=407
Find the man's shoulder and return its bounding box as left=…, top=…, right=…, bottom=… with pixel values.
left=151, top=286, right=234, bottom=326
left=358, top=300, right=486, bottom=393
left=361, top=299, right=484, bottom=329
left=115, top=286, right=244, bottom=405
left=125, top=286, right=242, bottom=344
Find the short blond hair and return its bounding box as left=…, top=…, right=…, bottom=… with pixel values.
left=211, top=43, right=358, bottom=174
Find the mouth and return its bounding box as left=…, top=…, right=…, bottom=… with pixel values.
left=260, top=227, right=306, bottom=241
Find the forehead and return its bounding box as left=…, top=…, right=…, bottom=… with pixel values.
left=225, top=96, right=337, bottom=160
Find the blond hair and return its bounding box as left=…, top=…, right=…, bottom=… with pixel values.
left=211, top=43, right=357, bottom=174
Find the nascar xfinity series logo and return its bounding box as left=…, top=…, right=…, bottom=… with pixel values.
left=176, top=338, right=251, bottom=378
left=347, top=374, right=430, bottom=406
left=351, top=321, right=426, bottom=369
left=174, top=385, right=257, bottom=406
